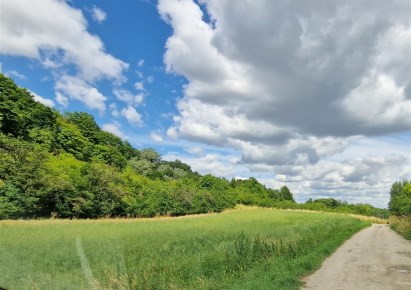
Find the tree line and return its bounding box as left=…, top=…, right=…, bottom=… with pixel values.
left=0, top=73, right=389, bottom=219
left=0, top=73, right=295, bottom=219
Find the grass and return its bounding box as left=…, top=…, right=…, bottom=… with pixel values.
left=389, top=215, right=411, bottom=240
left=0, top=207, right=370, bottom=290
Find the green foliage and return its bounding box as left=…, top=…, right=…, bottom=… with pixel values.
left=39, top=154, right=92, bottom=218
left=0, top=73, right=56, bottom=138
left=0, top=133, right=49, bottom=217
left=280, top=186, right=295, bottom=202
left=389, top=180, right=411, bottom=216
left=54, top=116, right=92, bottom=160
left=0, top=182, right=28, bottom=219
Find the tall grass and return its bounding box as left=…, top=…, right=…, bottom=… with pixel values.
left=0, top=208, right=369, bottom=289
left=389, top=216, right=411, bottom=240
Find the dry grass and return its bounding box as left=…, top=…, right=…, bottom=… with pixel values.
left=389, top=216, right=411, bottom=239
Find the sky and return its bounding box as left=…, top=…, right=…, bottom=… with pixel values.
left=0, top=0, right=410, bottom=208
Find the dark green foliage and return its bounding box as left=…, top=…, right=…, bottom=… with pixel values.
left=388, top=180, right=411, bottom=239
left=280, top=186, right=295, bottom=202
left=0, top=74, right=56, bottom=138
left=389, top=180, right=411, bottom=216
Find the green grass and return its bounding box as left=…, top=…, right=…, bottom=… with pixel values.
left=0, top=207, right=370, bottom=290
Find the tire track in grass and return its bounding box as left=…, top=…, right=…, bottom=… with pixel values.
left=75, top=236, right=97, bottom=287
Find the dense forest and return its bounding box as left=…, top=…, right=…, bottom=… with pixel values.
left=0, top=73, right=389, bottom=219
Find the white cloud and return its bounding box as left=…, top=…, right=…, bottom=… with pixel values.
left=30, top=91, right=55, bottom=108
left=121, top=106, right=143, bottom=126
left=163, top=151, right=245, bottom=177
left=102, top=122, right=126, bottom=139
left=0, top=0, right=128, bottom=113
left=185, top=146, right=204, bottom=156
left=275, top=154, right=410, bottom=208
left=7, top=70, right=26, bottom=79
left=91, top=6, right=107, bottom=24
left=0, top=0, right=128, bottom=82
left=158, top=0, right=411, bottom=207
left=146, top=75, right=154, bottom=83
left=55, top=75, right=107, bottom=112
left=113, top=88, right=144, bottom=106
left=136, top=70, right=144, bottom=79
left=55, top=91, right=69, bottom=107
left=150, top=132, right=163, bottom=142
left=342, top=72, right=411, bottom=128
left=138, top=59, right=144, bottom=67
left=109, top=103, right=120, bottom=117
left=134, top=81, right=145, bottom=91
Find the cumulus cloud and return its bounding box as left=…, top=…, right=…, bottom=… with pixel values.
left=0, top=0, right=128, bottom=110
left=91, top=6, right=107, bottom=24
left=30, top=91, right=55, bottom=108
left=109, top=103, right=120, bottom=117
left=0, top=0, right=127, bottom=81
left=121, top=106, right=143, bottom=126
left=113, top=89, right=144, bottom=106
left=150, top=132, right=163, bottom=142
left=275, top=154, right=410, bottom=207
left=134, top=81, right=145, bottom=91
left=163, top=151, right=244, bottom=177
left=56, top=75, right=107, bottom=112
left=159, top=0, right=411, bottom=141
left=159, top=0, right=411, bottom=206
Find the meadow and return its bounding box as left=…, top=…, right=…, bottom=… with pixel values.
left=0, top=207, right=370, bottom=290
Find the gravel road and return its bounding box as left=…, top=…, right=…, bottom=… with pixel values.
left=303, top=224, right=411, bottom=290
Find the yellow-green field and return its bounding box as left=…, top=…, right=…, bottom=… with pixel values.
left=0, top=207, right=370, bottom=289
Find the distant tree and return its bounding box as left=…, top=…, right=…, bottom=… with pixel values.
left=140, top=148, right=161, bottom=163
left=0, top=74, right=56, bottom=139
left=305, top=198, right=313, bottom=203
left=279, top=186, right=295, bottom=202
left=65, top=112, right=101, bottom=143
left=314, top=198, right=341, bottom=208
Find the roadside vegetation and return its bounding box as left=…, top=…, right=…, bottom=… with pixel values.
left=388, top=180, right=411, bottom=239
left=0, top=74, right=388, bottom=220
left=0, top=208, right=370, bottom=290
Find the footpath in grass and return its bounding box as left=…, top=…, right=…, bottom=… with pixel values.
left=0, top=207, right=370, bottom=290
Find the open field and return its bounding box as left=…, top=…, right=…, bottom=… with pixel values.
left=0, top=207, right=370, bottom=290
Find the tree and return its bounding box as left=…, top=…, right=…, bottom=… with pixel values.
left=279, top=186, right=295, bottom=202
left=53, top=117, right=92, bottom=160
left=389, top=180, right=411, bottom=216
left=39, top=153, right=92, bottom=218
left=140, top=148, right=161, bottom=163
left=65, top=112, right=101, bottom=143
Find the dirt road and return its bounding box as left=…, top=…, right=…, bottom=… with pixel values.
left=303, top=224, right=411, bottom=290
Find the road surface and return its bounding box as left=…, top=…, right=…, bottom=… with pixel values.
left=303, top=224, right=411, bottom=290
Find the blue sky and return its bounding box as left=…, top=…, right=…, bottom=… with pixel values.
left=1, top=0, right=410, bottom=207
